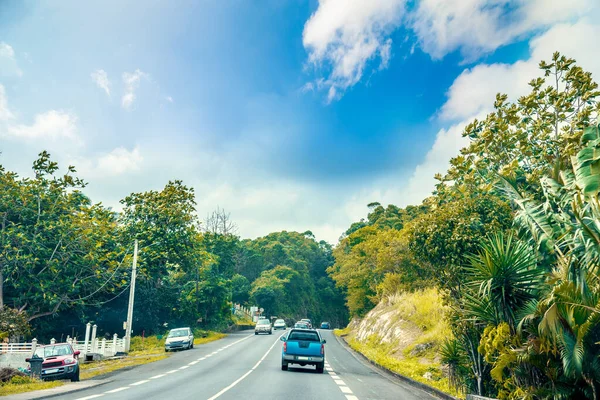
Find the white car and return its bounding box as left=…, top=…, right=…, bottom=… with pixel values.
left=255, top=318, right=272, bottom=335
left=165, top=327, right=194, bottom=351
left=273, top=319, right=287, bottom=330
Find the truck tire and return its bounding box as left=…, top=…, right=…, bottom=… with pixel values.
left=281, top=362, right=288, bottom=371
left=316, top=362, right=324, bottom=374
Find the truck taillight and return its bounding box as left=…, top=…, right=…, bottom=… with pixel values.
left=283, top=342, right=287, bottom=353
left=320, top=344, right=324, bottom=355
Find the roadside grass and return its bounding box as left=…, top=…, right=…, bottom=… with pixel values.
left=194, top=331, right=226, bottom=345
left=0, top=376, right=63, bottom=397
left=232, top=314, right=254, bottom=326
left=80, top=353, right=167, bottom=380
left=335, top=288, right=464, bottom=399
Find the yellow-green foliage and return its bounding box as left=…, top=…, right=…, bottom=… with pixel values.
left=342, top=288, right=461, bottom=398
left=347, top=337, right=462, bottom=398
left=80, top=353, right=167, bottom=380
left=194, top=331, right=226, bottom=345
left=388, top=288, right=452, bottom=355
left=130, top=335, right=166, bottom=352
left=0, top=376, right=63, bottom=396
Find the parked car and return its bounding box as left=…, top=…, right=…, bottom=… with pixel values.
left=280, top=328, right=326, bottom=373
left=300, top=319, right=312, bottom=328
left=26, top=343, right=80, bottom=382
left=273, top=319, right=287, bottom=330
left=320, top=322, right=331, bottom=329
left=255, top=318, right=272, bottom=335
left=165, top=327, right=194, bottom=352
left=294, top=321, right=310, bottom=329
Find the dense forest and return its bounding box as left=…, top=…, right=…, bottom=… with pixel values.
left=330, top=53, right=600, bottom=398
left=0, top=159, right=348, bottom=341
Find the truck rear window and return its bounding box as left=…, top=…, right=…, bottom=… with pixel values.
left=289, top=331, right=320, bottom=341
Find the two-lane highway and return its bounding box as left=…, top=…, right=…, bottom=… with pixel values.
left=49, top=330, right=437, bottom=400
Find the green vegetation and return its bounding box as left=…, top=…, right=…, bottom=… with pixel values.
left=0, top=376, right=63, bottom=397
left=0, top=161, right=347, bottom=341
left=335, top=289, right=460, bottom=397
left=80, top=353, right=167, bottom=380
left=331, top=53, right=600, bottom=398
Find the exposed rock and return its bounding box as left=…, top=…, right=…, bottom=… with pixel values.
left=410, top=342, right=434, bottom=356
left=423, top=371, right=434, bottom=381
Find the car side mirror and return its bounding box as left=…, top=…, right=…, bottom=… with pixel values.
left=74, top=351, right=80, bottom=356
left=25, top=358, right=31, bottom=362
left=321, top=339, right=327, bottom=344
left=280, top=336, right=286, bottom=342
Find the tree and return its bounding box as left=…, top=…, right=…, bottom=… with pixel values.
left=0, top=152, right=123, bottom=322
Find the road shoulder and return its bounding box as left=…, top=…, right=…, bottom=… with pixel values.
left=3, top=379, right=111, bottom=400
left=333, top=332, right=458, bottom=400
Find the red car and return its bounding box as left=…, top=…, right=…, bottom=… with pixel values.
left=26, top=343, right=81, bottom=381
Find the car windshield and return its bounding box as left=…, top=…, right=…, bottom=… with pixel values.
left=295, top=322, right=308, bottom=328
left=34, top=345, right=72, bottom=358
left=275, top=319, right=285, bottom=323
left=289, top=331, right=320, bottom=341
left=257, top=319, right=270, bottom=325
left=168, top=329, right=189, bottom=337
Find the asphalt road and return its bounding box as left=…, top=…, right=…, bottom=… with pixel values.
left=53, top=330, right=438, bottom=400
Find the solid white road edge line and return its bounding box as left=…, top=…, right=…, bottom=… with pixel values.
left=189, top=361, right=199, bottom=365
left=105, top=387, right=130, bottom=393
left=166, top=369, right=178, bottom=374
left=149, top=374, right=166, bottom=379
left=179, top=365, right=190, bottom=370
left=207, top=334, right=283, bottom=400
left=76, top=395, right=104, bottom=400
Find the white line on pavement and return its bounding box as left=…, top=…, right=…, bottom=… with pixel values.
left=179, top=365, right=190, bottom=370
left=346, top=396, right=359, bottom=400
left=189, top=361, right=199, bottom=365
left=335, top=379, right=346, bottom=385
left=166, top=369, right=178, bottom=374
left=76, top=395, right=104, bottom=400
left=105, top=387, right=130, bottom=393
left=207, top=334, right=283, bottom=400
left=340, top=386, right=353, bottom=394
left=130, top=380, right=150, bottom=386
left=199, top=357, right=206, bottom=360
left=149, top=374, right=166, bottom=379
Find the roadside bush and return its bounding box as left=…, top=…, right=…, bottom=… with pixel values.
left=8, top=375, right=33, bottom=385
left=129, top=335, right=165, bottom=352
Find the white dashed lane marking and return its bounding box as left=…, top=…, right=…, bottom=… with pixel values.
left=149, top=374, right=166, bottom=379
left=326, top=360, right=358, bottom=399
left=105, top=387, right=130, bottom=393
left=166, top=369, right=178, bottom=374
left=76, top=395, right=104, bottom=400
left=179, top=365, right=190, bottom=370
left=130, top=380, right=150, bottom=386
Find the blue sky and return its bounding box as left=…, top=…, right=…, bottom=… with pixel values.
left=1, top=0, right=599, bottom=243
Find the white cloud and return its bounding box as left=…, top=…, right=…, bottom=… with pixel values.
left=407, top=16, right=600, bottom=207
left=166, top=96, right=173, bottom=103
left=91, top=69, right=111, bottom=96
left=303, top=0, right=406, bottom=101
left=440, top=18, right=600, bottom=122
left=412, top=0, right=594, bottom=60
left=121, top=69, right=148, bottom=110
left=76, top=147, right=143, bottom=177
left=0, top=42, right=23, bottom=77
left=0, top=84, right=14, bottom=121
left=5, top=110, right=78, bottom=141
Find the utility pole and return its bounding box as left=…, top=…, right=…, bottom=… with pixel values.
left=124, top=239, right=138, bottom=352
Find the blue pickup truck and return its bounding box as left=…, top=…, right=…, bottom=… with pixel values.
left=280, top=328, right=326, bottom=373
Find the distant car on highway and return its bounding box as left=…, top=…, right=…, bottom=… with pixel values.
left=294, top=321, right=310, bottom=329
left=26, top=343, right=81, bottom=382
left=255, top=318, right=272, bottom=335
left=273, top=319, right=287, bottom=330
left=165, top=327, right=194, bottom=351
left=300, top=319, right=312, bottom=328
left=280, top=328, right=326, bottom=373
left=320, top=322, right=331, bottom=329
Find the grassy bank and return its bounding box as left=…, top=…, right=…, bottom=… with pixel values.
left=0, top=377, right=63, bottom=397
left=336, top=288, right=462, bottom=399
left=0, top=330, right=226, bottom=397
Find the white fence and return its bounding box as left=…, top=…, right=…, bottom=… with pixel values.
left=1, top=323, right=125, bottom=360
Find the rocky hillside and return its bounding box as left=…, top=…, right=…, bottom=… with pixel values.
left=338, top=288, right=459, bottom=397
